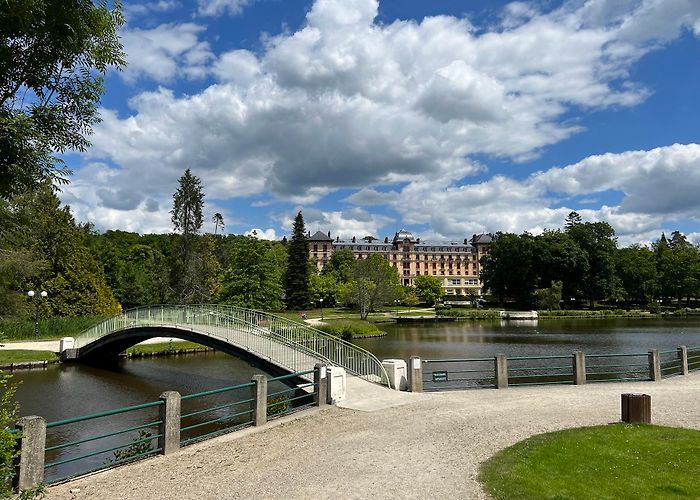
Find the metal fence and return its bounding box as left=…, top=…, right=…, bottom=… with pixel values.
left=423, top=345, right=700, bottom=392
left=36, top=369, right=318, bottom=484
left=72, top=305, right=388, bottom=385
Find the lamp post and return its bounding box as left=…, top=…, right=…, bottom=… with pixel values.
left=27, top=290, right=48, bottom=339
left=395, top=299, right=399, bottom=317
left=319, top=298, right=324, bottom=320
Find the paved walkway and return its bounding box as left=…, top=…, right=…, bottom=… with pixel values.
left=0, top=338, right=189, bottom=352
left=47, top=372, right=700, bottom=500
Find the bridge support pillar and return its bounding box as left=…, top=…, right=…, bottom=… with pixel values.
left=678, top=346, right=689, bottom=375
left=409, top=356, right=423, bottom=393
left=573, top=351, right=586, bottom=385
left=648, top=349, right=661, bottom=381
left=314, top=364, right=327, bottom=407
left=13, top=416, right=46, bottom=491
left=495, top=354, right=508, bottom=389
left=158, top=391, right=181, bottom=455
left=251, top=375, right=267, bottom=426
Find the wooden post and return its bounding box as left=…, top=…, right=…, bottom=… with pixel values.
left=648, top=349, right=661, bottom=381
left=678, top=346, right=689, bottom=375
left=621, top=393, right=651, bottom=424
left=495, top=354, right=508, bottom=389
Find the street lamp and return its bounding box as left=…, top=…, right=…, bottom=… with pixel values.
left=27, top=290, right=48, bottom=339
left=395, top=299, right=400, bottom=317
left=319, top=298, right=324, bottom=320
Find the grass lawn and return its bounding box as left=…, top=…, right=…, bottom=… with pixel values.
left=315, top=319, right=385, bottom=339
left=125, top=341, right=208, bottom=355
left=0, top=315, right=109, bottom=341
left=0, top=350, right=59, bottom=364
left=479, top=424, right=700, bottom=500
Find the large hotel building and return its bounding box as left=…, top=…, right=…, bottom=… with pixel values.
left=306, top=229, right=493, bottom=296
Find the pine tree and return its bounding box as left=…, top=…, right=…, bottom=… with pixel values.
left=171, top=169, right=205, bottom=303
left=283, top=211, right=310, bottom=309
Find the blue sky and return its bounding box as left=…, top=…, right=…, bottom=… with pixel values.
left=61, top=0, right=700, bottom=245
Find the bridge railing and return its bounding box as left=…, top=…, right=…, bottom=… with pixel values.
left=73, top=304, right=389, bottom=385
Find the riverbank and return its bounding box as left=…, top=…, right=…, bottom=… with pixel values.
left=46, top=372, right=700, bottom=499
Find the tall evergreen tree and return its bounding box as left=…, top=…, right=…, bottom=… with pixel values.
left=170, top=169, right=205, bottom=303
left=283, top=211, right=310, bottom=309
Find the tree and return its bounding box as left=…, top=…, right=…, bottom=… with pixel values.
left=566, top=221, right=618, bottom=307
left=344, top=254, right=400, bottom=319
left=171, top=169, right=205, bottom=303
left=403, top=291, right=419, bottom=311
left=0, top=0, right=126, bottom=199
left=533, top=230, right=588, bottom=303
left=614, top=246, right=657, bottom=306
left=220, top=237, right=283, bottom=310
left=564, top=211, right=582, bottom=231
left=480, top=232, right=538, bottom=307
left=535, top=281, right=562, bottom=311
left=655, top=233, right=700, bottom=305
left=321, top=248, right=356, bottom=283
left=309, top=273, right=340, bottom=306
left=212, top=213, right=224, bottom=235
left=283, top=211, right=310, bottom=309
left=414, top=275, right=443, bottom=305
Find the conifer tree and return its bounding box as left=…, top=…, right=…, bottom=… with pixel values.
left=283, top=211, right=310, bottom=309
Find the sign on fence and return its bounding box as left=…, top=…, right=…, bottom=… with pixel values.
left=432, top=370, right=448, bottom=382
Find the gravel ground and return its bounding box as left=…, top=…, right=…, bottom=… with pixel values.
left=47, top=373, right=700, bottom=500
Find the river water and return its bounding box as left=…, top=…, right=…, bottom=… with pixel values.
left=9, top=317, right=700, bottom=481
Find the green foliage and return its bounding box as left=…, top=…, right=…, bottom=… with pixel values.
left=479, top=425, right=700, bottom=500
left=267, top=395, right=289, bottom=416
left=480, top=232, right=538, bottom=307
left=220, top=236, right=284, bottom=310
left=0, top=350, right=58, bottom=364
left=566, top=220, right=618, bottom=306
left=316, top=319, right=383, bottom=339
left=0, top=0, right=126, bottom=199
left=17, top=483, right=46, bottom=500
left=413, top=275, right=443, bottom=305
left=402, top=291, right=419, bottom=309
left=615, top=245, right=657, bottom=305
left=0, top=315, right=107, bottom=340
left=309, top=273, right=341, bottom=306
left=320, top=249, right=356, bottom=283
left=343, top=254, right=401, bottom=320
left=0, top=367, right=18, bottom=496
left=435, top=307, right=501, bottom=319
left=534, top=281, right=562, bottom=311
left=109, top=430, right=153, bottom=464
left=283, top=211, right=310, bottom=309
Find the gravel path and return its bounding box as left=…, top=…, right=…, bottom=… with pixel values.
left=47, top=373, right=700, bottom=500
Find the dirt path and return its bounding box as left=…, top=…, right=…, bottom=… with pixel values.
left=47, top=373, right=700, bottom=500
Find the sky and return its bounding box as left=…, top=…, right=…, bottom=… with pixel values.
left=60, top=0, right=700, bottom=245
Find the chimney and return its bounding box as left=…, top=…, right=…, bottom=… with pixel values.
left=327, top=231, right=331, bottom=238
left=352, top=236, right=356, bottom=243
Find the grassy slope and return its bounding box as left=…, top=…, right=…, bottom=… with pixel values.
left=480, top=424, right=700, bottom=500
left=0, top=350, right=59, bottom=364
left=0, top=315, right=109, bottom=341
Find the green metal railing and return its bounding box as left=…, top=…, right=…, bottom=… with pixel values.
left=507, top=355, right=574, bottom=386
left=72, top=305, right=388, bottom=384
left=585, top=353, right=649, bottom=382
left=40, top=369, right=318, bottom=484
left=44, top=400, right=164, bottom=483
left=689, top=346, right=700, bottom=372
left=422, top=358, right=495, bottom=390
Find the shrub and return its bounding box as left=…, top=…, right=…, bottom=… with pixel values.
left=267, top=395, right=289, bottom=416
left=316, top=320, right=382, bottom=339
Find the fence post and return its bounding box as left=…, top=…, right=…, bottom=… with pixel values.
left=573, top=351, right=586, bottom=385
left=251, top=374, right=268, bottom=426
left=158, top=391, right=181, bottom=455
left=678, top=346, right=689, bottom=375
left=13, top=416, right=46, bottom=491
left=648, top=349, right=661, bottom=381
left=495, top=354, right=508, bottom=389
left=314, top=364, right=327, bottom=407
left=409, top=356, right=423, bottom=393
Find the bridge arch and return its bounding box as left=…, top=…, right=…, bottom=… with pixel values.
left=65, top=305, right=389, bottom=385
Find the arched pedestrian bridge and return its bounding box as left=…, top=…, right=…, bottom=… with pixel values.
left=62, top=305, right=389, bottom=384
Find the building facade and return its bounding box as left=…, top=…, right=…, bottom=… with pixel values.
left=307, top=229, right=492, bottom=296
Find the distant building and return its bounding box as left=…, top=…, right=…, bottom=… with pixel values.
left=305, top=229, right=493, bottom=296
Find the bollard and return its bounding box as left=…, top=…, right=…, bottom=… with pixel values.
left=158, top=391, right=181, bottom=455
left=495, top=354, right=508, bottom=389
left=573, top=351, right=586, bottom=385
left=648, top=349, right=661, bottom=381
left=409, top=356, right=423, bottom=393
left=13, top=416, right=46, bottom=491
left=678, top=346, right=689, bottom=375
left=621, top=393, right=651, bottom=423
left=251, top=374, right=268, bottom=426
left=314, top=364, right=327, bottom=407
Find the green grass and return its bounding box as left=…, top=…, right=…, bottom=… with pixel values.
left=479, top=424, right=700, bottom=500
left=538, top=309, right=653, bottom=318
left=125, top=341, right=208, bottom=356
left=0, top=350, right=59, bottom=364
left=315, top=319, right=385, bottom=339
left=435, top=307, right=501, bottom=319
left=0, top=315, right=110, bottom=341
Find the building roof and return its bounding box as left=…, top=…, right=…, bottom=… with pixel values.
left=471, top=233, right=494, bottom=244
left=393, top=229, right=415, bottom=242
left=308, top=230, right=333, bottom=241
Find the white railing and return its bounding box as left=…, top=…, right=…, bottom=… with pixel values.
left=73, top=305, right=389, bottom=384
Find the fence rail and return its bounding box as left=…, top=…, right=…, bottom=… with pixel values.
left=422, top=345, right=700, bottom=392
left=14, top=367, right=325, bottom=487
left=72, top=304, right=388, bottom=385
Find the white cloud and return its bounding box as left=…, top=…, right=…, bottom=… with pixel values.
left=276, top=207, right=393, bottom=240
left=120, top=23, right=214, bottom=83
left=197, top=0, right=253, bottom=17
left=245, top=228, right=277, bottom=240
left=123, top=0, right=180, bottom=19
left=76, top=0, right=700, bottom=237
